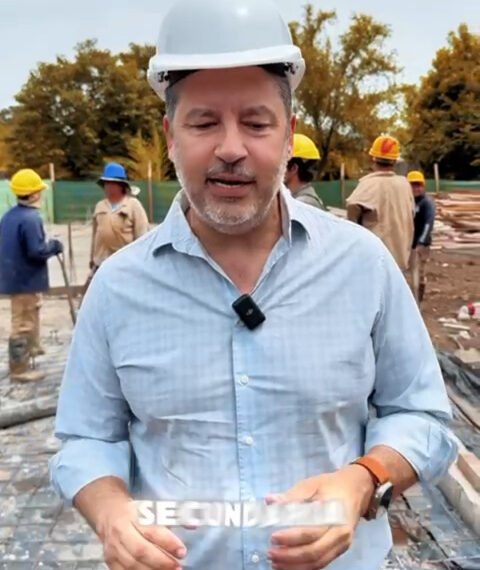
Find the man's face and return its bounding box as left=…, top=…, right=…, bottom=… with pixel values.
left=284, top=163, right=298, bottom=189
left=410, top=182, right=425, bottom=198
left=164, top=67, right=295, bottom=235
left=104, top=182, right=126, bottom=203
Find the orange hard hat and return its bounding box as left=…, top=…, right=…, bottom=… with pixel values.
left=369, top=136, right=400, bottom=160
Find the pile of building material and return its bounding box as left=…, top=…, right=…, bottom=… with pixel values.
left=432, top=190, right=480, bottom=251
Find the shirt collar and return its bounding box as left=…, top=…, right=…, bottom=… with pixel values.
left=151, top=185, right=313, bottom=256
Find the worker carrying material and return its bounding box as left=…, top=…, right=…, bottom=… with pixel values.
left=0, top=169, right=63, bottom=382
left=89, top=162, right=149, bottom=272
left=346, top=136, right=414, bottom=271
left=407, top=170, right=435, bottom=302
left=285, top=134, right=326, bottom=210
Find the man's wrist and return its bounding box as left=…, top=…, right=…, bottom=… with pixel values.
left=344, top=464, right=376, bottom=517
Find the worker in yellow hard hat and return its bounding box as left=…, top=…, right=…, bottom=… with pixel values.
left=407, top=170, right=435, bottom=302
left=284, top=134, right=326, bottom=210
left=0, top=168, right=63, bottom=382
left=346, top=136, right=415, bottom=272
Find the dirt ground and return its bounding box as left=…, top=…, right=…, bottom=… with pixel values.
left=420, top=249, right=480, bottom=352
left=0, top=293, right=75, bottom=345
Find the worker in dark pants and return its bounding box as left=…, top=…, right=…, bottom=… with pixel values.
left=0, top=169, right=63, bottom=382
left=408, top=171, right=435, bottom=303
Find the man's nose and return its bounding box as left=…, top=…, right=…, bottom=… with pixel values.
left=214, top=124, right=248, bottom=164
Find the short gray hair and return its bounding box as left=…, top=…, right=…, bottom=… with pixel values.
left=165, top=67, right=292, bottom=121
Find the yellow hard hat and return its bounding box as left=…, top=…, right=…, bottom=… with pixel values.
left=10, top=169, right=47, bottom=197
left=407, top=170, right=425, bottom=185
left=368, top=136, right=400, bottom=160
left=293, top=134, right=321, bottom=160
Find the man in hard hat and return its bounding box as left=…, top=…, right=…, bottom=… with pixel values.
left=51, top=2, right=455, bottom=569
left=285, top=133, right=326, bottom=209
left=89, top=162, right=149, bottom=272
left=346, top=136, right=415, bottom=272
left=0, top=169, right=63, bottom=382
left=407, top=170, right=435, bottom=302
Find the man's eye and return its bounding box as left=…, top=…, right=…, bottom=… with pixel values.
left=246, top=123, right=269, bottom=130
left=193, top=122, right=216, bottom=129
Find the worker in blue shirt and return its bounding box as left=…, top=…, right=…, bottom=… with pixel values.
left=0, top=169, right=63, bottom=382
left=407, top=171, right=436, bottom=302
left=50, top=1, right=456, bottom=569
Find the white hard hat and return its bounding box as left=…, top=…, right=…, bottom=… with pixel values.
left=148, top=0, right=305, bottom=100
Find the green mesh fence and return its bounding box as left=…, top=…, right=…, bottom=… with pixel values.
left=2, top=178, right=478, bottom=224
left=0, top=180, right=54, bottom=223
left=51, top=180, right=182, bottom=224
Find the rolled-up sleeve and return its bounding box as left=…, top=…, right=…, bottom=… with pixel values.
left=49, top=270, right=131, bottom=505
left=365, top=250, right=457, bottom=485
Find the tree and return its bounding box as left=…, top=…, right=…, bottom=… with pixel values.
left=404, top=25, right=479, bottom=179
left=106, top=125, right=171, bottom=181
left=6, top=41, right=166, bottom=179
left=0, top=109, right=13, bottom=175
left=290, top=5, right=401, bottom=178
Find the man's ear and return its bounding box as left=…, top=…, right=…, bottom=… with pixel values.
left=288, top=114, right=296, bottom=159
left=163, top=115, right=174, bottom=160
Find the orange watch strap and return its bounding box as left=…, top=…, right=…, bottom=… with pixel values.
left=353, top=456, right=390, bottom=485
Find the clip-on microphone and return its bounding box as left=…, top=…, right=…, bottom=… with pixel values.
left=232, top=294, right=266, bottom=330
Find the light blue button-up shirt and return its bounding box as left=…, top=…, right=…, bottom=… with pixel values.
left=50, top=188, right=456, bottom=570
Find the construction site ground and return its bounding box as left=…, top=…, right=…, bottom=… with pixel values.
left=0, top=221, right=479, bottom=569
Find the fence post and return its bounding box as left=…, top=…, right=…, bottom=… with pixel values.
left=49, top=162, right=55, bottom=223
left=340, top=163, right=345, bottom=207
left=147, top=160, right=153, bottom=223
left=434, top=163, right=440, bottom=193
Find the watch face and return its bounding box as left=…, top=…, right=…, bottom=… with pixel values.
left=380, top=483, right=394, bottom=510
left=370, top=482, right=393, bottom=520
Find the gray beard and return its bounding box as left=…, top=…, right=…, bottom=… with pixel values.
left=175, top=151, right=289, bottom=235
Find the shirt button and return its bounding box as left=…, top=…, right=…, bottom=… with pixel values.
left=244, top=435, right=254, bottom=446
left=239, top=374, right=249, bottom=386
left=251, top=553, right=260, bottom=564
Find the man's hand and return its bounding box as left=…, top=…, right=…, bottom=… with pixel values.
left=96, top=499, right=187, bottom=570
left=266, top=465, right=375, bottom=570
left=416, top=244, right=428, bottom=256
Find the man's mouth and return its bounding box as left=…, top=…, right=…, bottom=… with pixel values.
left=207, top=175, right=254, bottom=188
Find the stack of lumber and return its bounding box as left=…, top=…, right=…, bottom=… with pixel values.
left=432, top=190, right=480, bottom=251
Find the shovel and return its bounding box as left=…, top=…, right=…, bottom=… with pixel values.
left=57, top=253, right=77, bottom=325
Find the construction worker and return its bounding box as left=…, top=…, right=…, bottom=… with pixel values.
left=0, top=169, right=63, bottom=382
left=408, top=170, right=435, bottom=302
left=51, top=2, right=455, bottom=569
left=285, top=133, right=326, bottom=209
left=89, top=162, right=149, bottom=272
left=346, top=136, right=414, bottom=271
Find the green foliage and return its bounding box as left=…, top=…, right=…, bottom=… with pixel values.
left=6, top=40, right=166, bottom=179
left=291, top=5, right=401, bottom=178
left=404, top=25, right=479, bottom=179
left=0, top=109, right=13, bottom=173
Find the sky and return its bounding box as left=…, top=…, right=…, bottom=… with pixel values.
left=0, top=0, right=478, bottom=110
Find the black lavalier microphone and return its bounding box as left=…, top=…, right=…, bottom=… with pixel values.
left=232, top=294, right=266, bottom=330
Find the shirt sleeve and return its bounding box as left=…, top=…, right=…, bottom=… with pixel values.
left=365, top=248, right=457, bottom=485
left=49, top=271, right=132, bottom=505
left=132, top=199, right=150, bottom=239
left=418, top=199, right=436, bottom=245
left=21, top=215, right=59, bottom=261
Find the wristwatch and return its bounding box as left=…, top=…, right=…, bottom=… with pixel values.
left=352, top=456, right=394, bottom=520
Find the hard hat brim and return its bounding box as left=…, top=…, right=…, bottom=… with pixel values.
left=368, top=149, right=400, bottom=161
left=97, top=177, right=131, bottom=189
left=10, top=181, right=48, bottom=196
left=148, top=45, right=305, bottom=100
